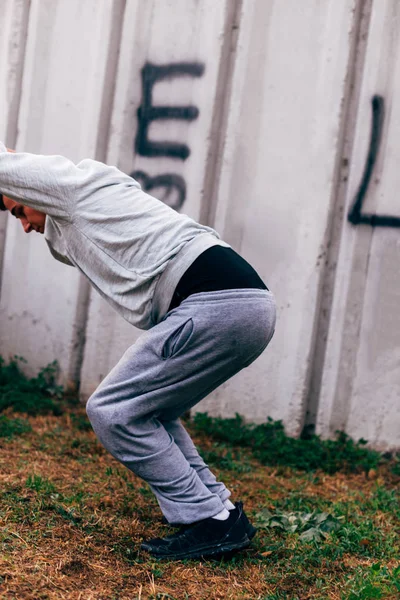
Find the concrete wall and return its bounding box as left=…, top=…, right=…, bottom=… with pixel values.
left=316, top=0, right=400, bottom=450
left=0, top=0, right=399, bottom=450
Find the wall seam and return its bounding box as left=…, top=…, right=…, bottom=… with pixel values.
left=199, top=0, right=243, bottom=227
left=302, top=0, right=374, bottom=436
left=0, top=0, right=32, bottom=298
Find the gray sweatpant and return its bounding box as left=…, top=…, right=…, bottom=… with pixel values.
left=86, top=288, right=276, bottom=524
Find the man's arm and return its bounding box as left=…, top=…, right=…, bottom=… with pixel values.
left=0, top=142, right=141, bottom=220
left=0, top=141, right=74, bottom=218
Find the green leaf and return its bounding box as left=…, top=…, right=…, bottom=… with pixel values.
left=299, top=527, right=324, bottom=542
left=256, top=508, right=343, bottom=543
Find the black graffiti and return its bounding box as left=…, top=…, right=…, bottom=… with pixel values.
left=135, top=62, right=205, bottom=161
left=131, top=170, right=186, bottom=211
left=348, top=95, right=400, bottom=227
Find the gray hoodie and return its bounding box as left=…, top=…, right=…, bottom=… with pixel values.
left=0, top=142, right=227, bottom=329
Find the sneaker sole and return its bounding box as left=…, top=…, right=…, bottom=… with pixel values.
left=141, top=535, right=251, bottom=560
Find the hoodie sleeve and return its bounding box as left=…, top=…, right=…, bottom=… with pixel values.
left=0, top=142, right=141, bottom=220
left=0, top=141, right=78, bottom=219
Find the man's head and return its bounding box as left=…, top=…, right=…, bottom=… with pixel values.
left=0, top=194, right=46, bottom=234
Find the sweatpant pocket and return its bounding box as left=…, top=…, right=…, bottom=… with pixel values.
left=161, top=318, right=194, bottom=360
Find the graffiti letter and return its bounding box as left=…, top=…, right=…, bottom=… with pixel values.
left=348, top=95, right=400, bottom=228
left=131, top=170, right=186, bottom=211
left=135, top=62, right=205, bottom=161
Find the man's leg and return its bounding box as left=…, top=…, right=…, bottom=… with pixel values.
left=86, top=289, right=275, bottom=527
left=160, top=418, right=231, bottom=505
left=86, top=323, right=225, bottom=525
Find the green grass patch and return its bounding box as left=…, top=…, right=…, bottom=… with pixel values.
left=0, top=414, right=31, bottom=438
left=198, top=444, right=253, bottom=473
left=192, top=413, right=384, bottom=474
left=0, top=356, right=65, bottom=416
left=391, top=457, right=400, bottom=477
left=344, top=563, right=400, bottom=599
left=26, top=474, right=57, bottom=495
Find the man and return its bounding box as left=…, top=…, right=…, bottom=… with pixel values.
left=0, top=142, right=276, bottom=560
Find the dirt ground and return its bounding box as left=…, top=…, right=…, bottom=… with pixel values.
left=0, top=410, right=399, bottom=599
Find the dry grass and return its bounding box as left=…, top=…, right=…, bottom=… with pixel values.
left=0, top=408, right=399, bottom=600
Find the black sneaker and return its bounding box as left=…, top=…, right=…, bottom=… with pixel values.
left=142, top=505, right=250, bottom=560
left=235, top=501, right=257, bottom=540
left=161, top=501, right=257, bottom=541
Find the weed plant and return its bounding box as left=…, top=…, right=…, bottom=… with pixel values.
left=192, top=413, right=387, bottom=474
left=0, top=356, right=64, bottom=416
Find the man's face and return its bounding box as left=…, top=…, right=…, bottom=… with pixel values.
left=3, top=196, right=46, bottom=234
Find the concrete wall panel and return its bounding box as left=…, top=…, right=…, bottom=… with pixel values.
left=0, top=0, right=30, bottom=288
left=197, top=0, right=358, bottom=435
left=0, top=0, right=30, bottom=143
left=0, top=0, right=399, bottom=450
left=80, top=0, right=234, bottom=397
left=317, top=0, right=400, bottom=449
left=0, top=0, right=125, bottom=383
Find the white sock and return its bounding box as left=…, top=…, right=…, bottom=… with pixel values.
left=224, top=499, right=235, bottom=511
left=211, top=507, right=230, bottom=520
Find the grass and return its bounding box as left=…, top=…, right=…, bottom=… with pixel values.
left=344, top=564, right=400, bottom=599
left=0, top=356, right=65, bottom=416
left=0, top=414, right=31, bottom=439
left=191, top=413, right=394, bottom=475
left=0, top=358, right=399, bottom=599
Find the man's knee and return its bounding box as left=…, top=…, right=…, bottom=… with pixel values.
left=85, top=392, right=98, bottom=423
left=86, top=388, right=143, bottom=443
left=86, top=390, right=109, bottom=433
left=86, top=390, right=127, bottom=457
left=85, top=386, right=124, bottom=434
